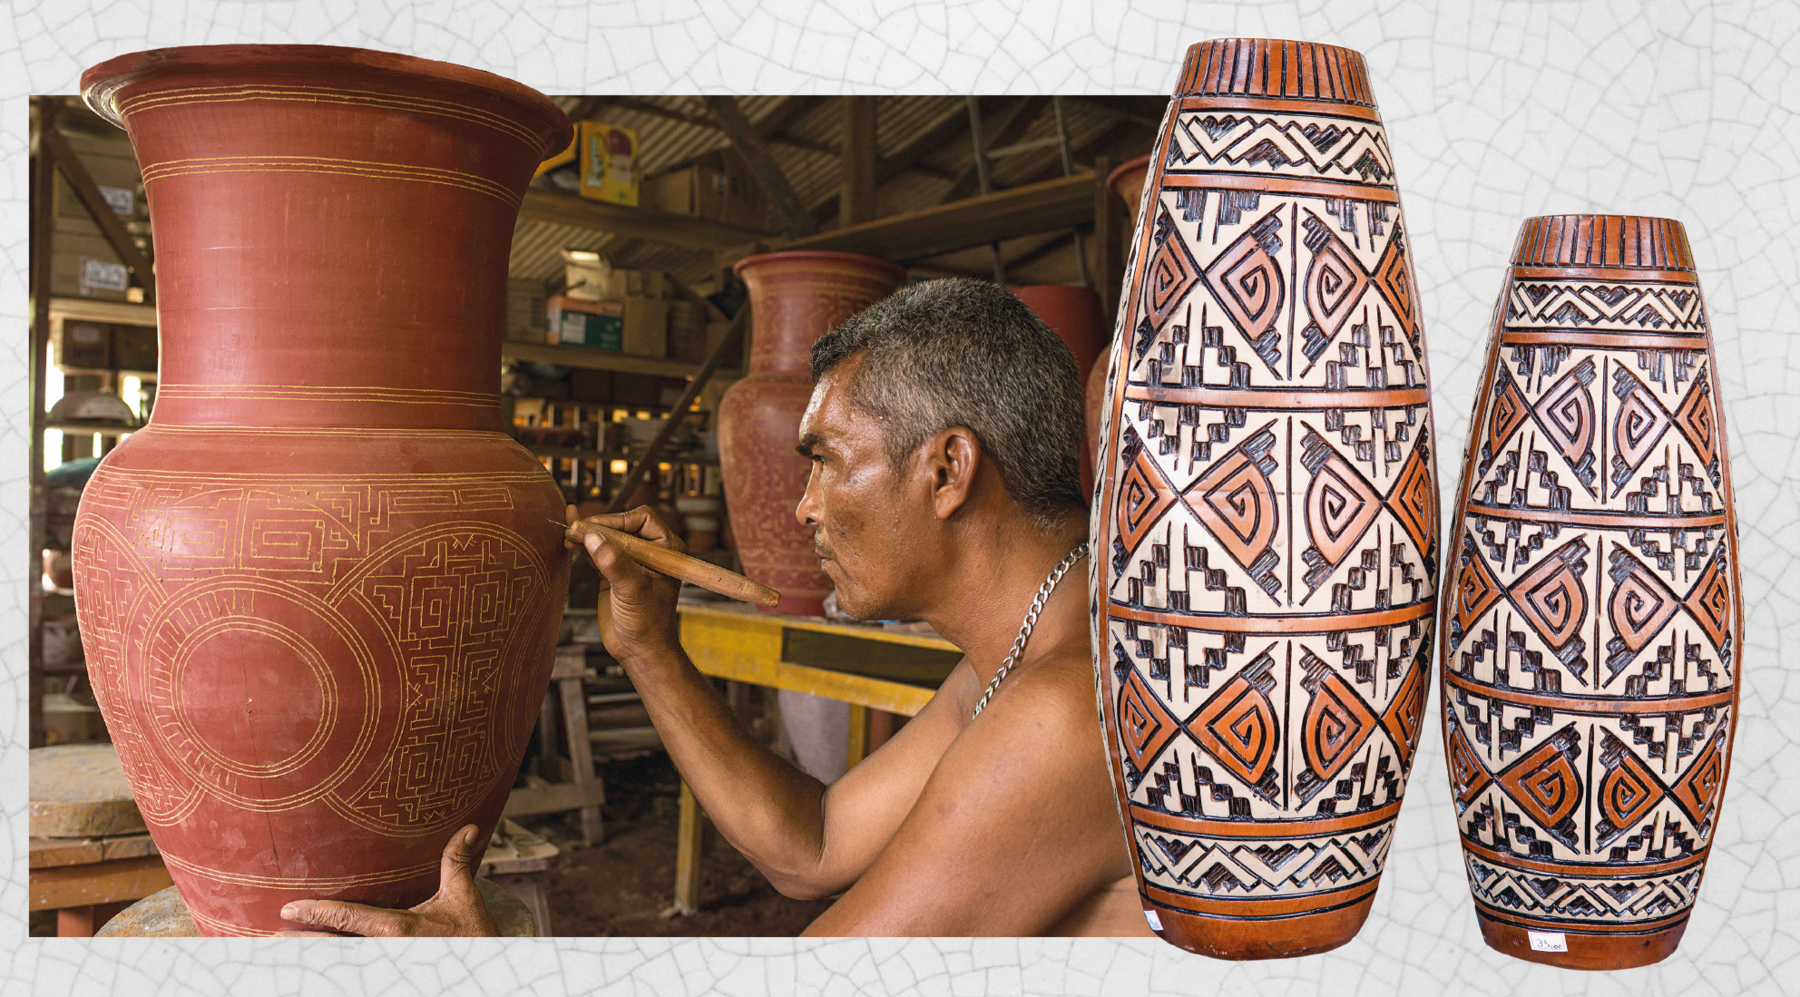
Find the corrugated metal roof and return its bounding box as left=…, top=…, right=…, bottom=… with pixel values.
left=508, top=95, right=1159, bottom=291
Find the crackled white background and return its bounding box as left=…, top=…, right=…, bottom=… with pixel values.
left=2, top=1, right=1796, bottom=994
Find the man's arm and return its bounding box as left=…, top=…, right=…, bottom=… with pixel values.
left=580, top=508, right=969, bottom=899
left=800, top=650, right=1132, bottom=935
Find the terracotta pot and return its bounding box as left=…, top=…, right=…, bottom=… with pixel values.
left=1092, top=39, right=1440, bottom=959
left=71, top=45, right=572, bottom=936
left=1440, top=216, right=1741, bottom=970
left=1107, top=154, right=1154, bottom=225
left=719, top=251, right=906, bottom=616
left=1086, top=155, right=1154, bottom=505
left=1013, top=285, right=1108, bottom=496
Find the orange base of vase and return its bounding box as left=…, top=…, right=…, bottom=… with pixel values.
left=1475, top=911, right=1687, bottom=970
left=1149, top=896, right=1374, bottom=960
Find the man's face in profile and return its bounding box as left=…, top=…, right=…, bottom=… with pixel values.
left=794, top=355, right=925, bottom=621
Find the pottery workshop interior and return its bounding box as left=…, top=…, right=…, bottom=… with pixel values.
left=24, top=39, right=1745, bottom=967
left=26, top=82, right=1167, bottom=938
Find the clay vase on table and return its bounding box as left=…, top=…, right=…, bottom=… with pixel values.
left=1091, top=38, right=1440, bottom=959
left=1013, top=284, right=1108, bottom=495
left=1439, top=216, right=1742, bottom=969
left=1086, top=154, right=1154, bottom=503
left=718, top=251, right=906, bottom=616
left=70, top=45, right=572, bottom=936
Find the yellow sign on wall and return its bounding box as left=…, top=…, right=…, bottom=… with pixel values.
left=578, top=121, right=639, bottom=206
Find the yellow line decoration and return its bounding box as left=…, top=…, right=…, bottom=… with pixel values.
left=141, top=154, right=519, bottom=207
left=118, top=83, right=542, bottom=151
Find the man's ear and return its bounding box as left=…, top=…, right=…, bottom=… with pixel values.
left=917, top=426, right=981, bottom=521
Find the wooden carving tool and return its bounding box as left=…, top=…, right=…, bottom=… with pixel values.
left=559, top=520, right=781, bottom=607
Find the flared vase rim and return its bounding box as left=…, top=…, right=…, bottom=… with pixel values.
left=80, top=43, right=571, bottom=157
left=732, top=250, right=908, bottom=284
left=1520, top=212, right=1689, bottom=229
left=1105, top=153, right=1153, bottom=194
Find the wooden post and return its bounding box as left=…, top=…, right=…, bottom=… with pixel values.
left=29, top=98, right=56, bottom=750
left=839, top=96, right=877, bottom=228
left=1092, top=155, right=1124, bottom=321
left=558, top=673, right=604, bottom=844
left=672, top=780, right=702, bottom=915
left=845, top=703, right=870, bottom=770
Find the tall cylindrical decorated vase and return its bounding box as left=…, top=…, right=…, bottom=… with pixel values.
left=70, top=46, right=572, bottom=935
left=719, top=251, right=907, bottom=617
left=1440, top=215, right=1742, bottom=969
left=1091, top=39, right=1440, bottom=958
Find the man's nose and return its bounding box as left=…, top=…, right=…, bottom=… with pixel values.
left=795, top=462, right=822, bottom=526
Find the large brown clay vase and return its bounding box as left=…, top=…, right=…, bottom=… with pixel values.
left=719, top=251, right=906, bottom=617
left=70, top=46, right=572, bottom=935
left=1086, top=155, right=1154, bottom=502
left=1440, top=216, right=1743, bottom=969
left=1014, top=284, right=1108, bottom=495
left=1091, top=39, right=1440, bottom=958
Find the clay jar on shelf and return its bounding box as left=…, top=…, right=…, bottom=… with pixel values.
left=717, top=251, right=907, bottom=616
left=1085, top=154, right=1153, bottom=503
left=1013, top=284, right=1109, bottom=495
left=1091, top=39, right=1440, bottom=958
left=71, top=45, right=572, bottom=935
left=1439, top=215, right=1742, bottom=969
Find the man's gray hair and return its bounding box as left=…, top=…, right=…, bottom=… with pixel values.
left=809, top=277, right=1087, bottom=528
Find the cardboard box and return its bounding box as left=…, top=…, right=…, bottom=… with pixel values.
left=622, top=295, right=668, bottom=359
left=578, top=121, right=640, bottom=206
left=113, top=324, right=158, bottom=372
left=547, top=295, right=624, bottom=351
left=649, top=153, right=765, bottom=229
left=58, top=322, right=111, bottom=369
left=505, top=278, right=548, bottom=344
left=561, top=253, right=610, bottom=302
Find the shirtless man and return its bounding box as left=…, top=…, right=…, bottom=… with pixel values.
left=280, top=278, right=1151, bottom=937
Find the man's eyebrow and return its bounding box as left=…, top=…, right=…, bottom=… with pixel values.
left=795, top=433, right=823, bottom=458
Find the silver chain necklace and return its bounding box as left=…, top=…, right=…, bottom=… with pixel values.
left=969, top=541, right=1090, bottom=720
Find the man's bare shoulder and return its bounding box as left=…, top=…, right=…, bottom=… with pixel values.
left=936, top=638, right=1107, bottom=779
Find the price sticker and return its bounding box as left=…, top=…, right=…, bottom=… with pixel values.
left=1528, top=930, right=1568, bottom=953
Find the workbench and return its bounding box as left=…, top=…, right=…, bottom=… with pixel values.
left=668, top=600, right=962, bottom=914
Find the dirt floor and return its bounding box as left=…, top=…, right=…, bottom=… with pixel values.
left=522, top=751, right=834, bottom=937
left=28, top=751, right=826, bottom=938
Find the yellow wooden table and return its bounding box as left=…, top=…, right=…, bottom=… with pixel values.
left=668, top=600, right=962, bottom=914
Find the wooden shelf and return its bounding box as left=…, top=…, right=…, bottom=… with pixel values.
left=530, top=446, right=628, bottom=462
left=46, top=422, right=136, bottom=435
left=783, top=173, right=1097, bottom=263
left=503, top=340, right=740, bottom=380
left=48, top=298, right=157, bottom=326
left=518, top=188, right=771, bottom=251
left=57, top=366, right=156, bottom=380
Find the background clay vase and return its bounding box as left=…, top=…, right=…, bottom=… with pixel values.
left=1013, top=284, right=1108, bottom=495
left=1086, top=154, right=1154, bottom=504
left=1439, top=216, right=1742, bottom=970
left=71, top=45, right=571, bottom=936
left=1091, top=39, right=1439, bottom=958
left=718, top=251, right=907, bottom=616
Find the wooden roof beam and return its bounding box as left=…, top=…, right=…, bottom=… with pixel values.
left=784, top=173, right=1094, bottom=263
left=517, top=188, right=770, bottom=249
left=936, top=96, right=1051, bottom=205
left=702, top=95, right=818, bottom=238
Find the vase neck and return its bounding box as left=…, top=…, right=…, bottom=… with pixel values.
left=87, top=51, right=566, bottom=432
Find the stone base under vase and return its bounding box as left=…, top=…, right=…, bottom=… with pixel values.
left=1475, top=910, right=1687, bottom=971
